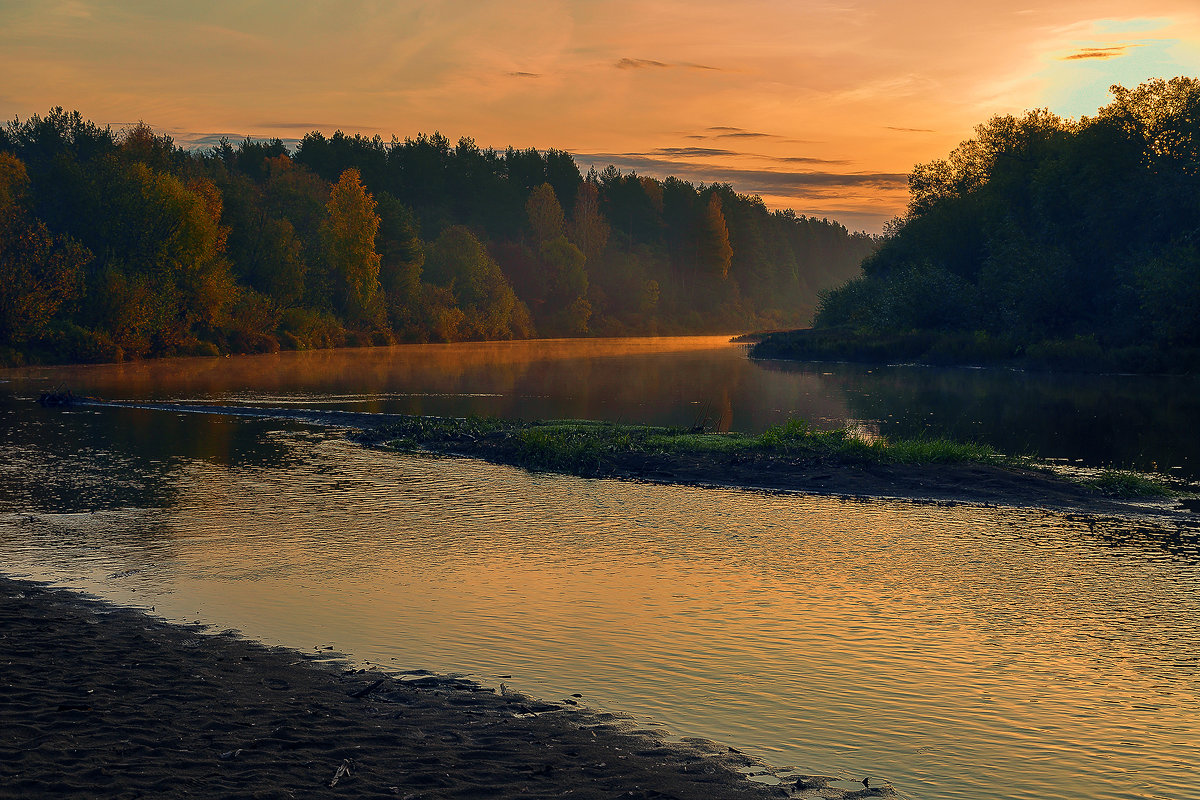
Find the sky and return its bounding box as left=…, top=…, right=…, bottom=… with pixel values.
left=3, top=0, right=1199, bottom=232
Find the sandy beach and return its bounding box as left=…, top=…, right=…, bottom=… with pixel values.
left=0, top=577, right=893, bottom=800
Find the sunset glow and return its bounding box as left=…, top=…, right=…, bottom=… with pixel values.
left=4, top=0, right=1200, bottom=231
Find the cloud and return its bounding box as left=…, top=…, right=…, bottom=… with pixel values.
left=253, top=121, right=349, bottom=130
left=1061, top=45, right=1136, bottom=61
left=885, top=126, right=935, bottom=132
left=171, top=131, right=304, bottom=151
left=615, top=58, right=720, bottom=70
left=616, top=58, right=669, bottom=69
left=509, top=71, right=541, bottom=78
left=697, top=126, right=778, bottom=140
left=626, top=147, right=848, bottom=166
left=573, top=151, right=906, bottom=194
left=653, top=147, right=738, bottom=157
left=773, top=155, right=850, bottom=164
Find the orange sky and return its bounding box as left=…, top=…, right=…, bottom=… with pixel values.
left=3, top=1, right=1199, bottom=232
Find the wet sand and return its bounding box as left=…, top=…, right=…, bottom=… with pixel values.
left=1, top=577, right=893, bottom=799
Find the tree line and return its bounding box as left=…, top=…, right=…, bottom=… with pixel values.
left=797, top=77, right=1200, bottom=372
left=0, top=109, right=874, bottom=365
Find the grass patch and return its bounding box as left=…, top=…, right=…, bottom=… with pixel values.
left=353, top=414, right=1199, bottom=505
left=1078, top=469, right=1178, bottom=498
left=357, top=414, right=1014, bottom=474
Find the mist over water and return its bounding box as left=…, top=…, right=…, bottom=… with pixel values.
left=3, top=337, right=1200, bottom=800
left=5, top=336, right=1200, bottom=476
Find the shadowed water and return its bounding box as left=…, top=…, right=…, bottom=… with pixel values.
left=4, top=335, right=1200, bottom=476
left=2, top=337, right=1199, bottom=800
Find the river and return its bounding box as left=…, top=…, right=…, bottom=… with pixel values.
left=2, top=336, right=1199, bottom=800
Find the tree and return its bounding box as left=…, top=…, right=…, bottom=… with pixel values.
left=0, top=152, right=29, bottom=210
left=85, top=163, right=236, bottom=354
left=538, top=236, right=590, bottom=334
left=1136, top=242, right=1200, bottom=346
left=1101, top=77, right=1200, bottom=176
left=568, top=180, right=610, bottom=261
left=526, top=182, right=565, bottom=243
left=699, top=192, right=733, bottom=280
left=118, top=122, right=177, bottom=172
left=0, top=153, right=89, bottom=346
left=320, top=168, right=383, bottom=327
left=424, top=226, right=533, bottom=339
left=376, top=192, right=425, bottom=335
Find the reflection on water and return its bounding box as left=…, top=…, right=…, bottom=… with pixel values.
left=756, top=359, right=1200, bottom=479
left=1, top=428, right=1198, bottom=800
left=2, top=338, right=1200, bottom=800
left=0, top=396, right=304, bottom=513
left=4, top=335, right=1199, bottom=478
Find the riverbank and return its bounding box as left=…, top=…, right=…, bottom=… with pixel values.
left=748, top=328, right=1200, bottom=375
left=3, top=576, right=891, bottom=799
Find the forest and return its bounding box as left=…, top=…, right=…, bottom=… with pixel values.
left=756, top=77, right=1200, bottom=373
left=0, top=110, right=874, bottom=365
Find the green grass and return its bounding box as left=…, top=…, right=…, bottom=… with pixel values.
left=359, top=414, right=1013, bottom=471
left=354, top=414, right=1195, bottom=500
left=1078, top=469, right=1178, bottom=498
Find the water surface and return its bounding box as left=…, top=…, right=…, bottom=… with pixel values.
left=2, top=338, right=1199, bottom=800
left=6, top=335, right=1200, bottom=476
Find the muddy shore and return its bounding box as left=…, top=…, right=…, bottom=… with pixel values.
left=3, top=577, right=896, bottom=799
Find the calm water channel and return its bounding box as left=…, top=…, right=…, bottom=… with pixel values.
left=2, top=336, right=1200, bottom=800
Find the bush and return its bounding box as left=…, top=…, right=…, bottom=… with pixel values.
left=45, top=323, right=124, bottom=364
left=1024, top=335, right=1104, bottom=371
left=279, top=307, right=346, bottom=350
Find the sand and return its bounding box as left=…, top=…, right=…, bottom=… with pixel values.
left=0, top=577, right=892, bottom=800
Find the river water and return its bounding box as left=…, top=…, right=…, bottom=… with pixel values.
left=2, top=337, right=1199, bottom=800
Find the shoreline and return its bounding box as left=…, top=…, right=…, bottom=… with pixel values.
left=3, top=576, right=887, bottom=799
left=79, top=400, right=1200, bottom=527
left=748, top=328, right=1200, bottom=376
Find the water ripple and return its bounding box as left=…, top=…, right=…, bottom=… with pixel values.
left=3, top=431, right=1200, bottom=800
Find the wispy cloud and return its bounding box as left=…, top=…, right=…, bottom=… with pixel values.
left=1061, top=45, right=1137, bottom=60
left=172, top=131, right=306, bottom=150
left=616, top=58, right=669, bottom=69
left=694, top=126, right=779, bottom=140
left=643, top=146, right=849, bottom=165
left=885, top=126, right=935, bottom=132
left=773, top=155, right=850, bottom=164
left=509, top=71, right=541, bottom=78
left=654, top=147, right=739, bottom=157
left=253, top=121, right=366, bottom=130
left=615, top=58, right=720, bottom=70
left=573, top=151, right=905, bottom=194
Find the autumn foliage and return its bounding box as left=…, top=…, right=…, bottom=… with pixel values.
left=0, top=109, right=873, bottom=365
